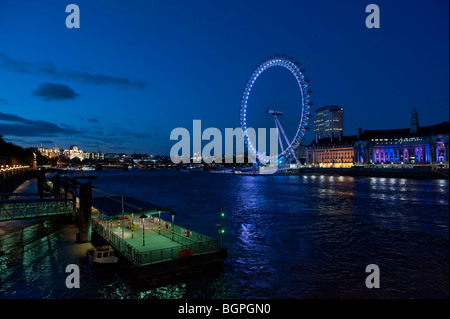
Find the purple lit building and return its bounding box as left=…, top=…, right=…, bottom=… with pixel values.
left=355, top=109, right=448, bottom=164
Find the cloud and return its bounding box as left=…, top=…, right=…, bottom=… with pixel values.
left=33, top=82, right=79, bottom=101
left=0, top=98, right=8, bottom=105
left=0, top=111, right=157, bottom=151
left=64, top=70, right=147, bottom=88
left=0, top=111, right=81, bottom=137
left=0, top=53, right=32, bottom=73
left=88, top=118, right=99, bottom=123
left=0, top=53, right=147, bottom=89
left=2, top=137, right=56, bottom=148
left=2, top=137, right=26, bottom=144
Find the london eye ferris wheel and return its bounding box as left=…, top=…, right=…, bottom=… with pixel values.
left=239, top=55, right=312, bottom=165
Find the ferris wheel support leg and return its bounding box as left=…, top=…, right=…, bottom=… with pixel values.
left=274, top=117, right=301, bottom=166
left=273, top=115, right=285, bottom=153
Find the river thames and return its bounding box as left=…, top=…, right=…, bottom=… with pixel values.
left=0, top=170, right=448, bottom=298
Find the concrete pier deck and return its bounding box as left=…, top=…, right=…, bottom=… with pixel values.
left=97, top=217, right=182, bottom=253
left=92, top=209, right=219, bottom=267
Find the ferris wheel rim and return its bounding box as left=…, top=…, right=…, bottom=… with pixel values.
left=239, top=56, right=312, bottom=163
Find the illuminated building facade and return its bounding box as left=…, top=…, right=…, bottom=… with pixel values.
left=37, top=146, right=60, bottom=159
left=62, top=145, right=85, bottom=161
left=314, top=105, right=344, bottom=139
left=307, top=107, right=448, bottom=167
left=355, top=121, right=449, bottom=164
left=306, top=135, right=357, bottom=168
left=84, top=152, right=105, bottom=160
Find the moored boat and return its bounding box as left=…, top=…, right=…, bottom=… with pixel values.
left=86, top=245, right=119, bottom=267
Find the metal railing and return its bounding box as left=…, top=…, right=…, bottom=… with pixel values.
left=147, top=217, right=216, bottom=247
left=92, top=218, right=218, bottom=266
left=0, top=198, right=74, bottom=221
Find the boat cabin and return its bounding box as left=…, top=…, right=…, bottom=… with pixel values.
left=90, top=245, right=118, bottom=264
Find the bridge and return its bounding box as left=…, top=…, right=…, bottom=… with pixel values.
left=0, top=171, right=94, bottom=242
left=0, top=193, right=74, bottom=222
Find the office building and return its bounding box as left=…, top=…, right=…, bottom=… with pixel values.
left=314, top=105, right=344, bottom=140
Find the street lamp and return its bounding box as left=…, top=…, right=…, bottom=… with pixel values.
left=157, top=207, right=164, bottom=235
left=131, top=211, right=134, bottom=239
left=171, top=211, right=176, bottom=241
left=130, top=208, right=141, bottom=239
left=140, top=213, right=148, bottom=246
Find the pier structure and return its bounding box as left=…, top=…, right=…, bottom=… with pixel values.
left=90, top=195, right=221, bottom=268
left=1, top=170, right=227, bottom=276
left=47, top=171, right=226, bottom=273
left=43, top=172, right=95, bottom=242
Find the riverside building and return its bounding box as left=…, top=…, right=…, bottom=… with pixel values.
left=307, top=108, right=449, bottom=167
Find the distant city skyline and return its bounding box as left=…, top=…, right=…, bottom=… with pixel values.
left=0, top=0, right=448, bottom=155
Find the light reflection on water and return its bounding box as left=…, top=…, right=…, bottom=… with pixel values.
left=0, top=170, right=448, bottom=299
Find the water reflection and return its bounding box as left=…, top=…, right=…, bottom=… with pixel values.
left=0, top=171, right=448, bottom=299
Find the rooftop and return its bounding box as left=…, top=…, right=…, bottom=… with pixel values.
left=315, top=105, right=343, bottom=113
left=359, top=121, right=449, bottom=140
left=92, top=195, right=171, bottom=217
left=309, top=135, right=357, bottom=148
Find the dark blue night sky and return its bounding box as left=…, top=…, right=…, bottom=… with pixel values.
left=0, top=0, right=448, bottom=154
